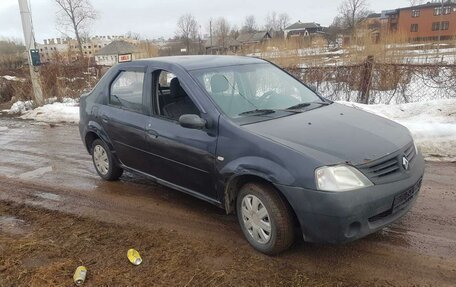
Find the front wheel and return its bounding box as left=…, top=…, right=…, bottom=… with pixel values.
left=236, top=183, right=295, bottom=255
left=91, top=139, right=123, bottom=181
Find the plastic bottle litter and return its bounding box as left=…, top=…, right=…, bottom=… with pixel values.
left=127, top=248, right=142, bottom=266
left=73, top=266, right=87, bottom=285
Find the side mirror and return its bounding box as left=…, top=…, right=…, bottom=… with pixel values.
left=179, top=114, right=207, bottom=130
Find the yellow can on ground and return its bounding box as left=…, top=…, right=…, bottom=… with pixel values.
left=127, top=248, right=142, bottom=266
left=73, top=266, right=87, bottom=285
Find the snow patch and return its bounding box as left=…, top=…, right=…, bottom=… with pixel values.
left=8, top=101, right=34, bottom=114
left=1, top=75, right=26, bottom=82
left=19, top=100, right=79, bottom=123
left=7, top=98, right=79, bottom=120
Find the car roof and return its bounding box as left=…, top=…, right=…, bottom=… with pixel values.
left=133, top=55, right=267, bottom=71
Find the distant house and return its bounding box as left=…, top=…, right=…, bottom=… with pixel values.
left=284, top=21, right=325, bottom=38
left=204, top=37, right=241, bottom=54
left=94, top=40, right=144, bottom=66
left=357, top=13, right=383, bottom=43
left=236, top=31, right=272, bottom=45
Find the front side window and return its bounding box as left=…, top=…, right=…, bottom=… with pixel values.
left=191, top=63, right=322, bottom=119
left=154, top=70, right=200, bottom=121
left=110, top=70, right=145, bottom=113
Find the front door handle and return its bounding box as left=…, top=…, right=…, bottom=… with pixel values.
left=146, top=123, right=158, bottom=138
left=101, top=115, right=109, bottom=123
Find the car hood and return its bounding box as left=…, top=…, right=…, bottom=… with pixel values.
left=242, top=103, right=412, bottom=165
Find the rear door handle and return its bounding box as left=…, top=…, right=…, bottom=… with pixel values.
left=101, top=115, right=109, bottom=123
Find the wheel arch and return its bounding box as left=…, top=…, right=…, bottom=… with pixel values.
left=223, top=172, right=301, bottom=238
left=84, top=131, right=99, bottom=154
left=220, top=156, right=296, bottom=213
left=84, top=120, right=114, bottom=154
left=223, top=172, right=296, bottom=217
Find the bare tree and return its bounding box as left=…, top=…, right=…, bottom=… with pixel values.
left=137, top=40, right=159, bottom=58
left=213, top=17, right=231, bottom=54
left=325, top=17, right=344, bottom=47
left=264, top=11, right=279, bottom=31
left=125, top=31, right=142, bottom=40
left=230, top=25, right=240, bottom=39
left=277, top=13, right=291, bottom=31
left=176, top=13, right=198, bottom=55
left=337, top=0, right=370, bottom=33
left=242, top=15, right=257, bottom=33
left=55, top=0, right=97, bottom=59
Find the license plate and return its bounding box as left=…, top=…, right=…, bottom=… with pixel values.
left=393, top=179, right=422, bottom=211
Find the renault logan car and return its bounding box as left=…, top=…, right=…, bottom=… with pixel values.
left=79, top=56, right=425, bottom=255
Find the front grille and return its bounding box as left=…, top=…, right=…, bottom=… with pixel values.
left=404, top=143, right=416, bottom=163
left=366, top=157, right=400, bottom=178
left=357, top=142, right=416, bottom=184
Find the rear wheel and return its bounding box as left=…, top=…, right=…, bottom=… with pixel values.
left=91, top=139, right=123, bottom=181
left=236, top=183, right=295, bottom=255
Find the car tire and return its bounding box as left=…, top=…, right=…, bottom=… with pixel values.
left=91, top=139, right=123, bottom=181
left=236, top=182, right=295, bottom=255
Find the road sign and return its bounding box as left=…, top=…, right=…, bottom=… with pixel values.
left=118, top=53, right=132, bottom=63
left=30, top=49, right=41, bottom=66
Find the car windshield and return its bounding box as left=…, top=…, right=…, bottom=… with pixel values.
left=190, top=63, right=322, bottom=118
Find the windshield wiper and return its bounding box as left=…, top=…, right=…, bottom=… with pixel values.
left=286, top=101, right=331, bottom=110
left=286, top=103, right=311, bottom=110
left=313, top=101, right=331, bottom=105
left=238, top=109, right=276, bottom=116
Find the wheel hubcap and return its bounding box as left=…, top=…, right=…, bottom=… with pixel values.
left=241, top=195, right=271, bottom=244
left=93, top=145, right=109, bottom=175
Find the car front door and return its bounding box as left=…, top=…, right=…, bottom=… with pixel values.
left=144, top=68, right=219, bottom=202
left=98, top=66, right=151, bottom=173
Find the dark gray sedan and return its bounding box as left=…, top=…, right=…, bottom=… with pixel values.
left=79, top=56, right=425, bottom=254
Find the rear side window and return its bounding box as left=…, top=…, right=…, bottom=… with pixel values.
left=110, top=71, right=145, bottom=113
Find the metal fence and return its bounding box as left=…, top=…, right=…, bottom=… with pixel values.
left=287, top=60, right=456, bottom=104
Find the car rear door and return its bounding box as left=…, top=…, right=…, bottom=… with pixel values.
left=144, top=67, right=219, bottom=202
left=98, top=65, right=151, bottom=172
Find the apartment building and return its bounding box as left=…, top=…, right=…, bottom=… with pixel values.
left=37, top=35, right=138, bottom=63
left=382, top=1, right=456, bottom=41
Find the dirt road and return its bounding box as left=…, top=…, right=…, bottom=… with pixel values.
left=0, top=118, right=455, bottom=286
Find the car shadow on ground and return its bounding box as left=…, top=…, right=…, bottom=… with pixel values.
left=98, top=171, right=414, bottom=258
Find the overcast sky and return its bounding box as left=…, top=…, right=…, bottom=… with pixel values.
left=1, top=0, right=411, bottom=43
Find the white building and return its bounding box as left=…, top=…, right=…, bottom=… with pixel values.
left=94, top=40, right=144, bottom=66
left=36, top=35, right=139, bottom=63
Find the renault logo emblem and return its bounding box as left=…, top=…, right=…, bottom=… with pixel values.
left=402, top=156, right=409, bottom=170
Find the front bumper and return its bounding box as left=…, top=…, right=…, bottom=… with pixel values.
left=276, top=152, right=425, bottom=244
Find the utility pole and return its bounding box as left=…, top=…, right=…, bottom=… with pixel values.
left=209, top=20, right=213, bottom=55
left=18, top=0, right=44, bottom=106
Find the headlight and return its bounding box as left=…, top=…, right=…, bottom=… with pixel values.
left=315, top=165, right=373, bottom=192
left=408, top=129, right=418, bottom=154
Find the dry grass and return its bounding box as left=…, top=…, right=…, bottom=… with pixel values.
left=0, top=201, right=362, bottom=287
left=0, top=61, right=101, bottom=104
left=237, top=31, right=455, bottom=68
